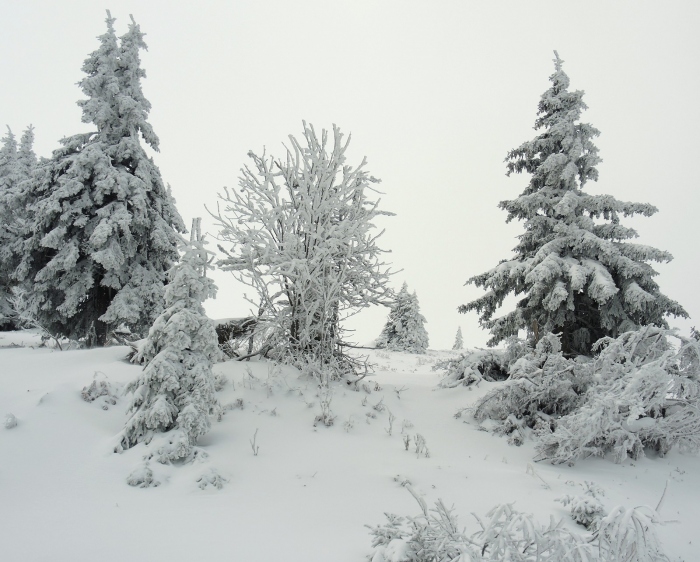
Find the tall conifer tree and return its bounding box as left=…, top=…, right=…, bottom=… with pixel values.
left=0, top=128, right=19, bottom=325
left=0, top=125, right=37, bottom=327
left=460, top=52, right=687, bottom=355
left=15, top=13, right=185, bottom=344
left=377, top=283, right=429, bottom=353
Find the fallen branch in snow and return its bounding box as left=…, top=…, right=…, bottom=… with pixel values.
left=526, top=462, right=551, bottom=489
left=235, top=345, right=271, bottom=362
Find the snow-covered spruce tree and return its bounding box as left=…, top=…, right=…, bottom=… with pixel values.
left=459, top=52, right=687, bottom=356
left=117, top=220, right=220, bottom=462
left=0, top=126, right=38, bottom=328
left=212, top=123, right=393, bottom=376
left=377, top=282, right=429, bottom=353
left=14, top=13, right=185, bottom=345
left=0, top=127, right=19, bottom=326
left=452, top=326, right=463, bottom=350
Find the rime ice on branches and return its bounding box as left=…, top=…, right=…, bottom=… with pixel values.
left=460, top=52, right=687, bottom=356
left=213, top=123, right=394, bottom=376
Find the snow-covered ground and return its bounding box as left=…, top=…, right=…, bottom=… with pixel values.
left=1, top=330, right=698, bottom=561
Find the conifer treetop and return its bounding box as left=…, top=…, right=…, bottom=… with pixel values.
left=453, top=326, right=464, bottom=351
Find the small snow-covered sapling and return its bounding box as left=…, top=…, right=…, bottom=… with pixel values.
left=197, top=468, right=228, bottom=490
left=126, top=463, right=160, bottom=488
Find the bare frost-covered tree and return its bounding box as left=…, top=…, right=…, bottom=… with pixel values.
left=213, top=123, right=393, bottom=376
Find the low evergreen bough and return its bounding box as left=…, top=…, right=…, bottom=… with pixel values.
left=436, top=337, right=530, bottom=388
left=471, top=334, right=593, bottom=445
left=450, top=327, right=700, bottom=464
left=536, top=328, right=700, bottom=465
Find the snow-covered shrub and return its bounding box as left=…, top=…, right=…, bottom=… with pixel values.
left=126, top=462, right=160, bottom=488
left=367, top=491, right=670, bottom=562
left=556, top=481, right=606, bottom=530
left=4, top=413, right=17, bottom=429
left=197, top=468, right=228, bottom=490
left=3, top=287, right=69, bottom=350
left=436, top=337, right=529, bottom=388
left=536, top=327, right=700, bottom=465
left=213, top=372, right=228, bottom=392
left=367, top=497, right=594, bottom=561
left=473, top=503, right=594, bottom=561
left=595, top=506, right=669, bottom=562
left=471, top=334, right=592, bottom=440
left=436, top=349, right=506, bottom=388
left=366, top=498, right=473, bottom=562
left=116, top=223, right=220, bottom=462
left=377, top=283, right=429, bottom=354
left=464, top=328, right=700, bottom=463
left=81, top=373, right=119, bottom=409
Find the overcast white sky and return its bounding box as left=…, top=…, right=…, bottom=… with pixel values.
left=1, top=0, right=698, bottom=349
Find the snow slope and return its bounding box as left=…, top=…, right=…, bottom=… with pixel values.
left=1, top=331, right=698, bottom=561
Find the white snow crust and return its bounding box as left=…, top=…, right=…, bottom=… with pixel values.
left=1, top=330, right=698, bottom=561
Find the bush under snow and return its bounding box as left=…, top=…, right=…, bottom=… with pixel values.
left=448, top=327, right=700, bottom=465
left=536, top=328, right=700, bottom=465
left=366, top=490, right=670, bottom=562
